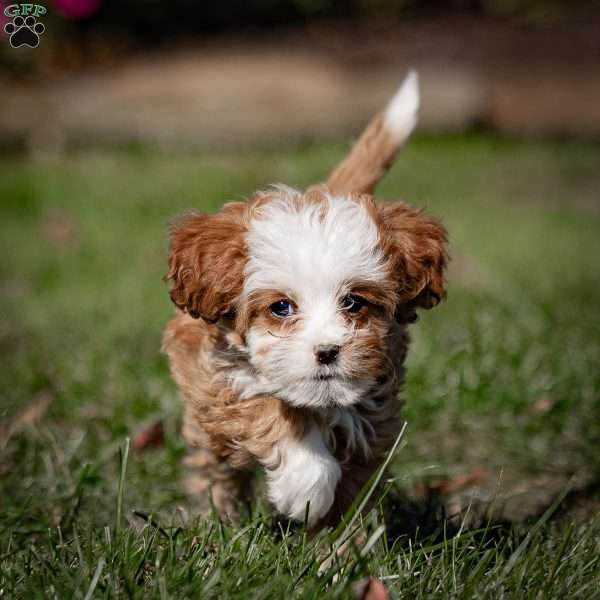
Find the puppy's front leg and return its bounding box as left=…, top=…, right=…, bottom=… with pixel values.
left=182, top=415, right=252, bottom=518
left=264, top=427, right=341, bottom=526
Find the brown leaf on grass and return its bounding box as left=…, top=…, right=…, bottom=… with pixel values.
left=133, top=420, right=164, bottom=451
left=40, top=208, right=78, bottom=249
left=527, top=395, right=557, bottom=416
left=0, top=391, right=53, bottom=450
left=516, top=395, right=557, bottom=425
left=352, top=577, right=390, bottom=600
left=413, top=466, right=489, bottom=497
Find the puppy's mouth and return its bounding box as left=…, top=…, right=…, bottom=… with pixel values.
left=313, top=372, right=341, bottom=381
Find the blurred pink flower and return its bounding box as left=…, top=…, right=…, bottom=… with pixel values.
left=0, top=1, right=10, bottom=29
left=52, top=0, right=102, bottom=19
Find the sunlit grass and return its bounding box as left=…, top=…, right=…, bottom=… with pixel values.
left=1, top=134, right=599, bottom=597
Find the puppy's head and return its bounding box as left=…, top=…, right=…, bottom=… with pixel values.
left=166, top=187, right=447, bottom=408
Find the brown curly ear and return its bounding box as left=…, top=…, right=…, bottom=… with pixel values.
left=377, top=201, right=448, bottom=321
left=165, top=202, right=249, bottom=322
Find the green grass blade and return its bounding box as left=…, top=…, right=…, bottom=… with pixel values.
left=115, top=437, right=130, bottom=537
left=83, top=556, right=105, bottom=600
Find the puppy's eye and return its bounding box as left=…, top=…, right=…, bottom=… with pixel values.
left=340, top=294, right=366, bottom=313
left=270, top=299, right=295, bottom=318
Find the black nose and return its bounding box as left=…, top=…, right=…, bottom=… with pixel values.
left=315, top=344, right=340, bottom=365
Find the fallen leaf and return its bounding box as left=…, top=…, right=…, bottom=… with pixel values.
left=133, top=420, right=164, bottom=451
left=352, top=577, right=389, bottom=600
left=413, top=466, right=488, bottom=496
left=0, top=391, right=53, bottom=450
left=527, top=395, right=556, bottom=416
left=40, top=208, right=78, bottom=249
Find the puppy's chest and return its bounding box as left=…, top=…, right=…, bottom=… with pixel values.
left=322, top=405, right=377, bottom=461
left=215, top=340, right=396, bottom=461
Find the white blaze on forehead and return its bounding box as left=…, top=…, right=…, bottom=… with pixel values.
left=244, top=188, right=385, bottom=300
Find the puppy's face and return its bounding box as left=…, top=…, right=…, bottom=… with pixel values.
left=167, top=187, right=447, bottom=408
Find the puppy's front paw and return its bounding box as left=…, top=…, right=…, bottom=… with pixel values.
left=266, top=428, right=341, bottom=525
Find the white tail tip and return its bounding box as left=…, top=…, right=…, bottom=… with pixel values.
left=384, top=70, right=420, bottom=141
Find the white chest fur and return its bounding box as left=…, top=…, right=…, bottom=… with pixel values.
left=264, top=426, right=341, bottom=526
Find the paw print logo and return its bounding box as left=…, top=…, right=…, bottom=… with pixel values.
left=4, top=15, right=45, bottom=48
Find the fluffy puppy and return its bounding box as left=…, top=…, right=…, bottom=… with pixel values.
left=162, top=72, right=448, bottom=528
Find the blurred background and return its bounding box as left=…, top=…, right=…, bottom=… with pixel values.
left=1, top=0, right=599, bottom=562
left=1, top=0, right=600, bottom=149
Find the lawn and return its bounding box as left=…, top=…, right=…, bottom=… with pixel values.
left=1, top=135, right=599, bottom=598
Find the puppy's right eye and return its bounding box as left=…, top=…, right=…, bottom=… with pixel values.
left=270, top=299, right=295, bottom=318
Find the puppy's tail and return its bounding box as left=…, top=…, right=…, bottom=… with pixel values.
left=326, top=70, right=419, bottom=196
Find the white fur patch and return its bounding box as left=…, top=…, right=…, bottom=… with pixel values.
left=245, top=187, right=386, bottom=298
left=384, top=70, right=420, bottom=143
left=265, top=427, right=341, bottom=525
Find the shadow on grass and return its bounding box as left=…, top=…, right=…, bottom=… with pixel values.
left=381, top=477, right=600, bottom=549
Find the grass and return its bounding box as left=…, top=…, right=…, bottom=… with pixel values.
left=0, top=134, right=599, bottom=598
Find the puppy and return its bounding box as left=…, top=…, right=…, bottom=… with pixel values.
left=162, top=72, right=448, bottom=529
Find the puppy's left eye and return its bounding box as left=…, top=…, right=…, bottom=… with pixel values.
left=340, top=294, right=366, bottom=313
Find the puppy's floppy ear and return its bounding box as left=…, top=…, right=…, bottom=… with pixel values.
left=166, top=202, right=248, bottom=322
left=377, top=201, right=448, bottom=321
